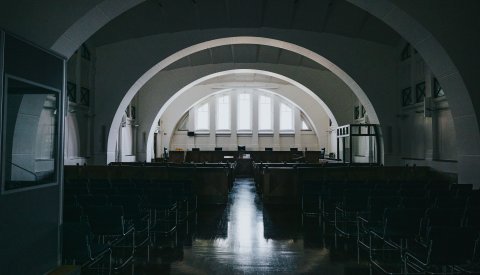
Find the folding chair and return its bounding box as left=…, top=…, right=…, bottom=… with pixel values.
left=110, top=195, right=150, bottom=247
left=85, top=206, right=135, bottom=270
left=368, top=208, right=424, bottom=274
left=335, top=188, right=370, bottom=238
left=404, top=226, right=477, bottom=274
left=418, top=208, right=464, bottom=245
left=62, top=222, right=112, bottom=274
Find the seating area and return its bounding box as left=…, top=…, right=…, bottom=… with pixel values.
left=61, top=162, right=480, bottom=274
left=293, top=166, right=480, bottom=274
left=250, top=162, right=480, bottom=273
left=62, top=163, right=238, bottom=273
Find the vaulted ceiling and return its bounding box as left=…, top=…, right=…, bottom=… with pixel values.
left=91, top=0, right=401, bottom=47
left=164, top=44, right=327, bottom=71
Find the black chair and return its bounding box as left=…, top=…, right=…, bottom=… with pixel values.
left=62, top=222, right=111, bottom=272
left=63, top=206, right=84, bottom=223
left=142, top=191, right=178, bottom=239
left=418, top=207, right=464, bottom=244
left=462, top=207, right=480, bottom=229
left=77, top=194, right=108, bottom=207
left=85, top=206, right=135, bottom=270
left=450, top=184, right=473, bottom=198
left=398, top=186, right=426, bottom=198
left=466, top=191, right=480, bottom=208
left=301, top=180, right=324, bottom=217
left=434, top=196, right=466, bottom=208
left=238, top=145, right=246, bottom=151
left=109, top=195, right=150, bottom=247
left=360, top=196, right=400, bottom=225
left=368, top=208, right=425, bottom=274
left=404, top=226, right=478, bottom=273
left=89, top=179, right=111, bottom=192
left=370, top=182, right=400, bottom=197
left=335, top=188, right=370, bottom=237
left=399, top=197, right=430, bottom=210
left=320, top=182, right=346, bottom=223
left=357, top=196, right=401, bottom=256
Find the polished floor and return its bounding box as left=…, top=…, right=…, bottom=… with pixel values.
left=121, top=178, right=371, bottom=274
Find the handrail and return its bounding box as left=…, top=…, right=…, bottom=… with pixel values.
left=8, top=161, right=38, bottom=181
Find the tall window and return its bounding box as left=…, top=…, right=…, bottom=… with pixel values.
left=301, top=113, right=312, bottom=131
left=301, top=121, right=310, bottom=130
left=216, top=95, right=230, bottom=131
left=279, top=103, right=294, bottom=131
left=237, top=93, right=251, bottom=131
left=258, top=95, right=273, bottom=131
left=195, top=102, right=209, bottom=131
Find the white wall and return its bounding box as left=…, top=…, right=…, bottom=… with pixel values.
left=64, top=47, right=95, bottom=165
left=396, top=41, right=458, bottom=174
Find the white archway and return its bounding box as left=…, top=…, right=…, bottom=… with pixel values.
left=107, top=36, right=379, bottom=164
left=346, top=0, right=480, bottom=185
left=144, top=69, right=339, bottom=161
left=30, top=0, right=476, bottom=182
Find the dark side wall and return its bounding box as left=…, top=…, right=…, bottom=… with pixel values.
left=0, top=32, right=64, bottom=274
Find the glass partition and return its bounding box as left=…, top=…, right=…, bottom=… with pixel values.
left=2, top=76, right=60, bottom=191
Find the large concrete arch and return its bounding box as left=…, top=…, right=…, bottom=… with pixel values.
left=104, top=36, right=380, bottom=164
left=143, top=69, right=341, bottom=162
left=92, top=30, right=398, bottom=167
left=133, top=62, right=359, bottom=162
left=50, top=0, right=144, bottom=57
left=347, top=0, right=480, bottom=186
left=76, top=0, right=480, bottom=185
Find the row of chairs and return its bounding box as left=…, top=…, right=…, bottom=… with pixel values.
left=358, top=206, right=480, bottom=274
left=63, top=179, right=197, bottom=273
left=65, top=179, right=196, bottom=219
left=301, top=179, right=479, bottom=273
left=62, top=206, right=138, bottom=274
left=335, top=193, right=480, bottom=238
left=302, top=180, right=475, bottom=220
left=65, top=178, right=192, bottom=194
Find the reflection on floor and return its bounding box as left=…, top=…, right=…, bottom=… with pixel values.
left=119, top=178, right=371, bottom=274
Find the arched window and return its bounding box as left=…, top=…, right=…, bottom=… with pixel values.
left=195, top=102, right=209, bottom=131
left=279, top=103, right=294, bottom=131
left=216, top=95, right=230, bottom=131
left=301, top=112, right=312, bottom=131
left=237, top=93, right=252, bottom=131
left=258, top=95, right=273, bottom=131
left=176, top=112, right=189, bottom=131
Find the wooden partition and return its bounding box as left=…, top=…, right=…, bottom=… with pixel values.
left=66, top=163, right=447, bottom=206
left=184, top=150, right=324, bottom=163
left=169, top=151, right=186, bottom=163
left=254, top=164, right=441, bottom=205
left=64, top=164, right=234, bottom=204
left=259, top=167, right=299, bottom=205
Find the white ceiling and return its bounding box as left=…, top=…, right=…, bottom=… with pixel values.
left=164, top=44, right=327, bottom=71
left=91, top=0, right=400, bottom=47
left=199, top=72, right=290, bottom=85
